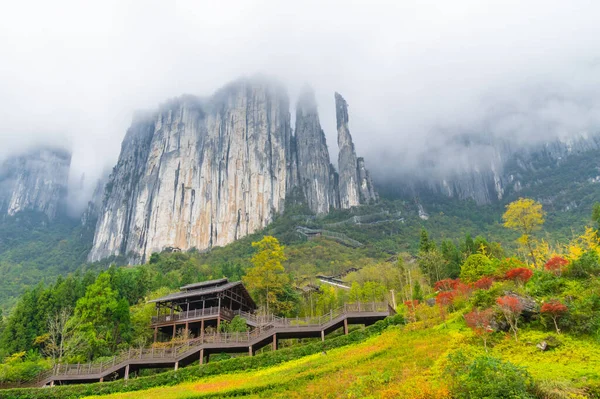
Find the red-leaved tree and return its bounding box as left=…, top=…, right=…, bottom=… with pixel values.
left=436, top=291, right=454, bottom=323
left=544, top=256, right=569, bottom=276
left=496, top=295, right=524, bottom=341
left=404, top=300, right=419, bottom=323
left=464, top=308, right=495, bottom=351
left=474, top=276, right=494, bottom=290
left=504, top=268, right=534, bottom=285
left=541, top=300, right=568, bottom=334
left=434, top=279, right=459, bottom=292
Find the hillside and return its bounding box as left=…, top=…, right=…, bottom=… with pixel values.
left=0, top=188, right=594, bottom=312
left=0, top=212, right=94, bottom=310
left=82, top=324, right=600, bottom=399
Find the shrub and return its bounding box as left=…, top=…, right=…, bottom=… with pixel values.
left=473, top=277, right=493, bottom=290
left=436, top=291, right=454, bottom=322
left=544, top=256, right=569, bottom=276
left=496, top=295, right=524, bottom=341
left=540, top=300, right=568, bottom=334
left=527, top=271, right=567, bottom=297
left=496, top=257, right=527, bottom=278
left=568, top=251, right=600, bottom=278
left=446, top=351, right=535, bottom=399
left=434, top=279, right=459, bottom=292
left=470, top=286, right=501, bottom=309
left=504, top=268, right=533, bottom=285
left=463, top=308, right=494, bottom=350
left=460, top=254, right=495, bottom=283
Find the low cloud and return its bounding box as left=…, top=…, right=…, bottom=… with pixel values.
left=1, top=1, right=599, bottom=211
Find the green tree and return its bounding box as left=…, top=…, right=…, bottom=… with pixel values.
left=70, top=272, right=130, bottom=358
left=219, top=315, right=248, bottom=333
left=243, top=236, right=291, bottom=315
left=418, top=248, right=446, bottom=285
left=0, top=284, right=48, bottom=356
left=502, top=198, right=545, bottom=268
left=419, top=228, right=436, bottom=253
left=441, top=240, right=462, bottom=279
left=349, top=281, right=362, bottom=303
left=412, top=281, right=424, bottom=301
left=463, top=233, right=476, bottom=256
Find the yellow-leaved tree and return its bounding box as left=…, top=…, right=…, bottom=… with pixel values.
left=243, top=236, right=290, bottom=315
left=502, top=198, right=545, bottom=268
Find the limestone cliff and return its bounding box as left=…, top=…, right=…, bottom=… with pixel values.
left=89, top=79, right=377, bottom=263
left=385, top=132, right=600, bottom=206
left=89, top=79, right=293, bottom=263
left=0, top=148, right=71, bottom=220
left=335, top=92, right=377, bottom=208
left=293, top=88, right=337, bottom=214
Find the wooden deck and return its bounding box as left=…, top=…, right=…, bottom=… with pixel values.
left=20, top=303, right=392, bottom=388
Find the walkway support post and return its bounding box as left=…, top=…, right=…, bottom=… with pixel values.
left=174, top=361, right=179, bottom=371
left=321, top=330, right=325, bottom=342
left=200, top=348, right=204, bottom=364
left=248, top=346, right=253, bottom=357
left=272, top=333, right=277, bottom=351
left=124, top=364, right=130, bottom=380
left=344, top=318, right=348, bottom=335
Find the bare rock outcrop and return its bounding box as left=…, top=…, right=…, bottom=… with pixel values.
left=294, top=88, right=337, bottom=214
left=335, top=92, right=377, bottom=208
left=0, top=148, right=71, bottom=220
left=89, top=79, right=377, bottom=263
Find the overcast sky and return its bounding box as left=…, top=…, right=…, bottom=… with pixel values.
left=1, top=0, right=600, bottom=210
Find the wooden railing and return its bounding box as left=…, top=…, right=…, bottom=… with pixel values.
left=9, top=302, right=389, bottom=385
left=151, top=306, right=234, bottom=324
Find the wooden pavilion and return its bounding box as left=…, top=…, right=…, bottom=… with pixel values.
left=148, top=278, right=256, bottom=342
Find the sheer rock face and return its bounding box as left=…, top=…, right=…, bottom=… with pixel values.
left=397, top=133, right=600, bottom=206
left=89, top=79, right=293, bottom=263
left=294, top=89, right=336, bottom=214
left=335, top=92, right=377, bottom=208
left=357, top=157, right=378, bottom=204
left=0, top=148, right=71, bottom=220
left=81, top=172, right=110, bottom=227
left=89, top=81, right=377, bottom=263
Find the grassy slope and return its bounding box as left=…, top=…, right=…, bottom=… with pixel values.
left=84, top=320, right=600, bottom=399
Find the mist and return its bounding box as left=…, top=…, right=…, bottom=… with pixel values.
left=1, top=0, right=599, bottom=213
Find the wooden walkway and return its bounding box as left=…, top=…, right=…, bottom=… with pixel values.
left=18, top=302, right=392, bottom=388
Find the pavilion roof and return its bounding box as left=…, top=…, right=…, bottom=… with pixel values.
left=147, top=280, right=256, bottom=308
left=180, top=278, right=229, bottom=291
